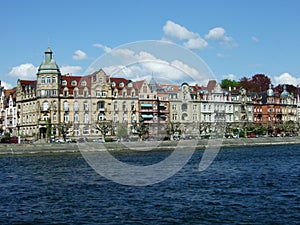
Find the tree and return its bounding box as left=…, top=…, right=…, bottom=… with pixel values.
left=56, top=122, right=72, bottom=141
left=220, top=79, right=240, bottom=90
left=166, top=122, right=181, bottom=140
left=116, top=122, right=128, bottom=141
left=251, top=74, right=271, bottom=92
left=94, top=120, right=112, bottom=142
left=238, top=74, right=271, bottom=93
left=132, top=121, right=149, bottom=141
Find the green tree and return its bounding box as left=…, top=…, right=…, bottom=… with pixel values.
left=220, top=79, right=239, bottom=90
left=116, top=122, right=128, bottom=141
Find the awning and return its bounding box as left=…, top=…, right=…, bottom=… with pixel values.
left=141, top=114, right=153, bottom=119
left=141, top=103, right=152, bottom=107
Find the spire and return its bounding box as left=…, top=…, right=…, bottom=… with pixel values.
left=267, top=83, right=274, bottom=96
left=44, top=47, right=53, bottom=64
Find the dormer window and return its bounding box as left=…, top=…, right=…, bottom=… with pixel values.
left=119, top=82, right=124, bottom=87
left=62, top=80, right=67, bottom=86
left=71, top=80, right=77, bottom=86
left=81, top=80, right=87, bottom=86
left=128, top=82, right=133, bottom=88
left=111, top=82, right=116, bottom=87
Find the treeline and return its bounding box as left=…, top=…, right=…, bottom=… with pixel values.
left=220, top=74, right=298, bottom=95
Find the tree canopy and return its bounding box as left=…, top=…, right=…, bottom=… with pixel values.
left=220, top=79, right=239, bottom=90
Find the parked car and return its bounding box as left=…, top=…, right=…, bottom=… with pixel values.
left=55, top=138, right=65, bottom=143
left=93, top=138, right=104, bottom=142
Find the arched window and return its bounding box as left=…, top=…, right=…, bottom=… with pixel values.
left=63, top=101, right=69, bottom=111
left=98, top=113, right=105, bottom=121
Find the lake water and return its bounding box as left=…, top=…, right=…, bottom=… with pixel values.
left=0, top=144, right=299, bottom=224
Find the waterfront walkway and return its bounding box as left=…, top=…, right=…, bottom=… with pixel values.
left=0, top=136, right=299, bottom=155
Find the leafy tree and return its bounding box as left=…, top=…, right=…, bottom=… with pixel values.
left=238, top=74, right=271, bottom=93
left=116, top=123, right=128, bottom=141
left=220, top=79, right=240, bottom=90
left=132, top=121, right=149, bottom=141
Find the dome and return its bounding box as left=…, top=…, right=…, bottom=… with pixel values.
left=267, top=84, right=274, bottom=96
left=37, top=47, right=61, bottom=75
left=281, top=85, right=289, bottom=98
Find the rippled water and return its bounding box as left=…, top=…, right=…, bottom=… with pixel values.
left=0, top=145, right=299, bottom=224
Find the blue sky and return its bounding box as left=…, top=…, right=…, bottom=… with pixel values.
left=1, top=0, right=300, bottom=89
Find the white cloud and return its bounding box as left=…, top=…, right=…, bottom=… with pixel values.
left=93, top=43, right=112, bottom=53
left=73, top=50, right=87, bottom=60
left=184, top=37, right=208, bottom=50
left=163, top=20, right=198, bottom=40
left=162, top=20, right=208, bottom=50
left=273, top=72, right=300, bottom=86
left=99, top=47, right=208, bottom=85
left=222, top=73, right=237, bottom=80
left=205, top=27, right=237, bottom=48
left=60, top=65, right=82, bottom=75
left=1, top=81, right=13, bottom=89
left=8, top=63, right=37, bottom=79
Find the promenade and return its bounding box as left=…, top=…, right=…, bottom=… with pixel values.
left=0, top=136, right=299, bottom=155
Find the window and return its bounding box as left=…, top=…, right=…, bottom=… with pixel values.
left=102, top=91, right=107, bottom=98
left=99, top=77, right=103, bottom=84
left=53, top=90, right=57, bottom=96
left=172, top=104, right=177, bottom=110
left=64, top=113, right=69, bottom=123
left=53, top=113, right=57, bottom=121
left=111, top=82, right=116, bottom=87
left=71, top=80, right=77, bottom=86
left=114, top=102, right=118, bottom=111
left=41, top=76, right=45, bottom=84
left=40, top=90, right=45, bottom=97
left=64, top=89, right=68, bottom=97
left=83, top=126, right=89, bottom=135
left=96, top=90, right=101, bottom=97
left=63, top=101, right=69, bottom=111
left=62, top=80, right=67, bottom=86
left=74, top=89, right=78, bottom=97
left=98, top=113, right=105, bottom=121
left=46, top=90, right=51, bottom=96
left=84, top=113, right=89, bottom=124
left=182, top=104, right=187, bottom=112
left=52, top=76, right=56, bottom=84
left=74, top=101, right=78, bottom=111
left=43, top=101, right=49, bottom=111
left=84, top=90, right=88, bottom=97
left=172, top=113, right=178, bottom=121
left=81, top=80, right=87, bottom=86
left=97, top=101, right=104, bottom=110
left=122, top=102, right=126, bottom=111
left=113, top=113, right=118, bottom=122
left=46, top=76, right=51, bottom=83
left=123, top=113, right=127, bottom=122
left=84, top=102, right=88, bottom=111
left=74, top=113, right=79, bottom=123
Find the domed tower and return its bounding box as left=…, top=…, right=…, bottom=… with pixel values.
left=281, top=85, right=289, bottom=99
left=36, top=47, right=61, bottom=138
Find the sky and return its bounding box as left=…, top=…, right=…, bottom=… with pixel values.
left=1, top=0, right=300, bottom=89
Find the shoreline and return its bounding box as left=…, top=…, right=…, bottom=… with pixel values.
left=0, top=136, right=299, bottom=156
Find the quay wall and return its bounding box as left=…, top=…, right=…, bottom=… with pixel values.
left=0, top=137, right=299, bottom=155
